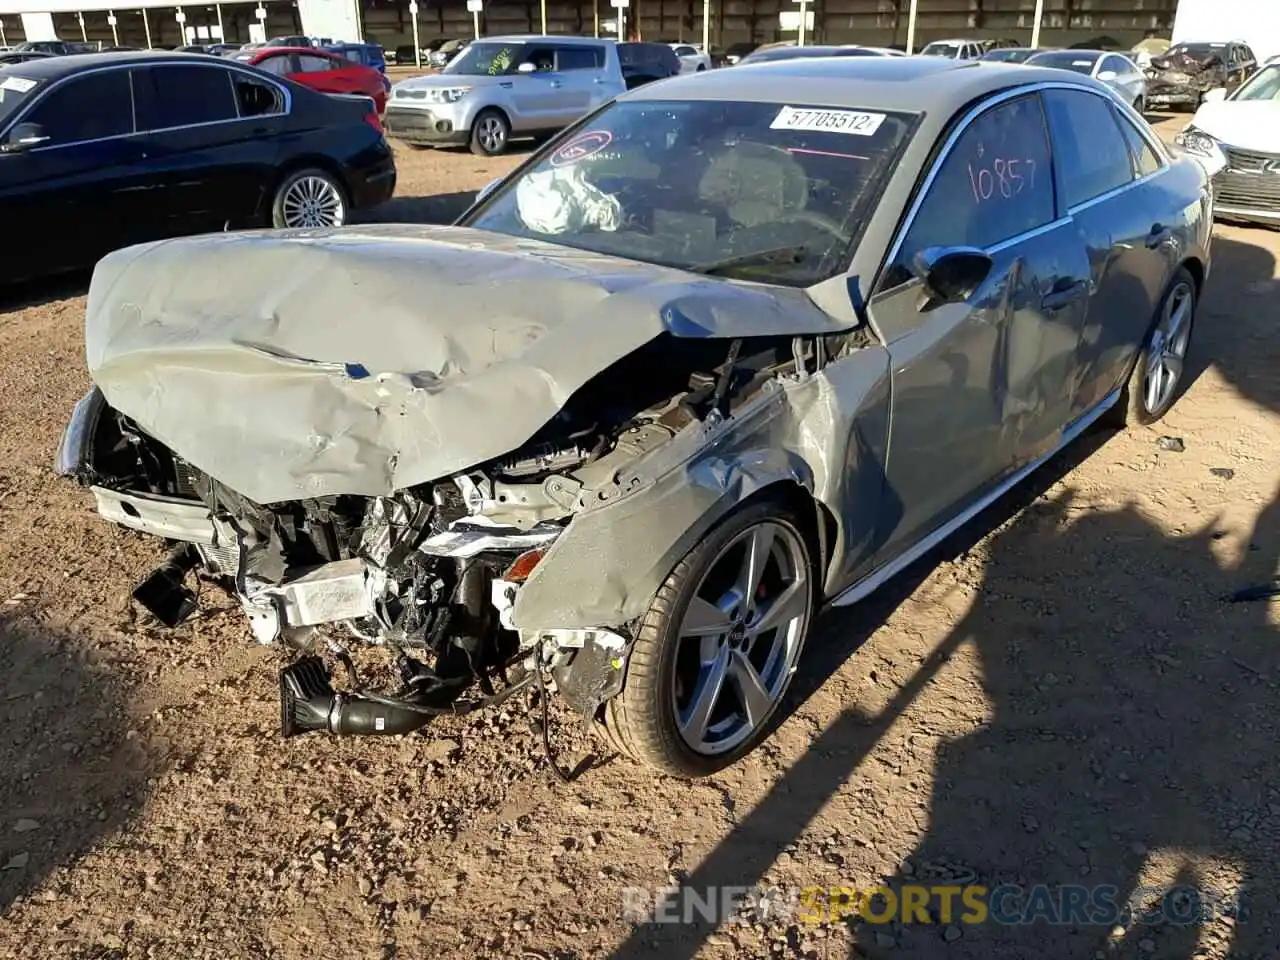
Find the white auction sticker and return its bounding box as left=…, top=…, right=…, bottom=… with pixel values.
left=0, top=76, right=37, bottom=94
left=770, top=105, right=885, bottom=136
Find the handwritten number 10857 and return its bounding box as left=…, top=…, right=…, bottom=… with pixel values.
left=968, top=158, right=1036, bottom=203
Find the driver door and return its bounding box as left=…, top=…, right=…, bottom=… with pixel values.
left=509, top=44, right=563, bottom=130
left=0, top=67, right=146, bottom=281
left=865, top=92, right=1093, bottom=564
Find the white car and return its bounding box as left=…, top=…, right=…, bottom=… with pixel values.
left=919, top=39, right=986, bottom=60
left=1024, top=49, right=1148, bottom=112
left=1174, top=60, right=1280, bottom=226
left=669, top=43, right=712, bottom=73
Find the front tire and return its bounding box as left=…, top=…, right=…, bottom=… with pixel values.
left=469, top=109, right=510, bottom=156
left=605, top=499, right=817, bottom=778
left=1110, top=266, right=1197, bottom=427
left=271, top=167, right=348, bottom=229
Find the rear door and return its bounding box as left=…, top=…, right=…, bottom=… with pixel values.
left=1041, top=87, right=1174, bottom=419
left=868, top=92, right=1093, bottom=562
left=131, top=62, right=284, bottom=232
left=0, top=66, right=147, bottom=280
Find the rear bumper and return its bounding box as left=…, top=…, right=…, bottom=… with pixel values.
left=348, top=150, right=397, bottom=209
left=383, top=107, right=470, bottom=145
left=1213, top=205, right=1280, bottom=227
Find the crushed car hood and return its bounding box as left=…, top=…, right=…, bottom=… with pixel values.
left=85, top=224, right=849, bottom=504
left=1188, top=101, right=1280, bottom=153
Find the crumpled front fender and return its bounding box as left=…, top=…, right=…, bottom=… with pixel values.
left=510, top=387, right=814, bottom=631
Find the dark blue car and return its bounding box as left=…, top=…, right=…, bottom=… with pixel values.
left=323, top=43, right=386, bottom=74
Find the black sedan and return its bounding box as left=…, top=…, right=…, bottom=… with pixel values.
left=0, top=52, right=396, bottom=286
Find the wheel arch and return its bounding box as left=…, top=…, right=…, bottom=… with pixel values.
left=1181, top=255, right=1206, bottom=300
left=511, top=452, right=832, bottom=633
left=264, top=157, right=352, bottom=224
left=470, top=103, right=512, bottom=133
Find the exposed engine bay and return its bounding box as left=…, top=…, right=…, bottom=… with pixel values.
left=58, top=330, right=816, bottom=767
left=1146, top=47, right=1232, bottom=103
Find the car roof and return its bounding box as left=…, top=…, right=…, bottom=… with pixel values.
left=625, top=56, right=1107, bottom=116
left=483, top=34, right=611, bottom=45
left=1035, top=48, right=1106, bottom=58
left=0, top=49, right=231, bottom=80
left=249, top=46, right=335, bottom=56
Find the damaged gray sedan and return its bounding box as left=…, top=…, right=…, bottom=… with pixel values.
left=56, top=56, right=1212, bottom=778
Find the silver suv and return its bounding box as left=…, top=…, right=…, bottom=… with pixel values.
left=384, top=35, right=627, bottom=156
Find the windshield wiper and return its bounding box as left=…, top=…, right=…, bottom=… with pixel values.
left=687, top=244, right=810, bottom=276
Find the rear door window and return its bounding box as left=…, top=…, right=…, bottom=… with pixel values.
left=134, top=64, right=238, bottom=130
left=556, top=46, right=603, bottom=71
left=1042, top=88, right=1134, bottom=207
left=21, top=69, right=134, bottom=144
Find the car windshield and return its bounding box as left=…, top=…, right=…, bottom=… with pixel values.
left=1027, top=50, right=1099, bottom=74
left=443, top=41, right=523, bottom=75
left=1232, top=64, right=1280, bottom=101
left=921, top=41, right=963, bottom=57
left=0, top=73, right=43, bottom=129
left=463, top=98, right=915, bottom=286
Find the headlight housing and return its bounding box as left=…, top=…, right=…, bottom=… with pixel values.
left=426, top=86, right=471, bottom=103
left=1175, top=126, right=1217, bottom=157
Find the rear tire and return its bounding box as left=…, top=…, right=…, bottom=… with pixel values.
left=604, top=498, right=817, bottom=778
left=469, top=109, right=510, bottom=157
left=270, top=167, right=348, bottom=229
left=1108, top=266, right=1197, bottom=427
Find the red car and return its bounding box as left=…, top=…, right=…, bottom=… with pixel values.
left=233, top=47, right=389, bottom=113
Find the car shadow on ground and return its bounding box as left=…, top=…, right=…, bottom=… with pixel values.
left=0, top=615, right=153, bottom=912
left=608, top=229, right=1280, bottom=960
left=0, top=272, right=91, bottom=314
left=357, top=189, right=480, bottom=225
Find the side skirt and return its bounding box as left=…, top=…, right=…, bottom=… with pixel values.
left=829, top=385, right=1121, bottom=609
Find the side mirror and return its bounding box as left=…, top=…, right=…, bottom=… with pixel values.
left=516, top=61, right=537, bottom=74
left=475, top=176, right=503, bottom=203
left=1096, top=70, right=1117, bottom=82
left=1, top=122, right=50, bottom=153
left=1202, top=87, right=1228, bottom=102
left=912, top=246, right=993, bottom=306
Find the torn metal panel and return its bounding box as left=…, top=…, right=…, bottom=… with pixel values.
left=84, top=225, right=852, bottom=505
left=510, top=346, right=894, bottom=630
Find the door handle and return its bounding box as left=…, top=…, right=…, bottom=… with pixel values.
left=1146, top=223, right=1174, bottom=249
left=549, top=80, right=562, bottom=88
left=1040, top=279, right=1088, bottom=311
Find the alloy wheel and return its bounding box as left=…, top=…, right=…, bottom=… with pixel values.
left=671, top=520, right=811, bottom=756
left=281, top=175, right=346, bottom=228
left=1143, top=280, right=1194, bottom=415
left=477, top=115, right=507, bottom=154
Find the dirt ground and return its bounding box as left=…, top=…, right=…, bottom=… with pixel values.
left=1, top=118, right=1278, bottom=960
